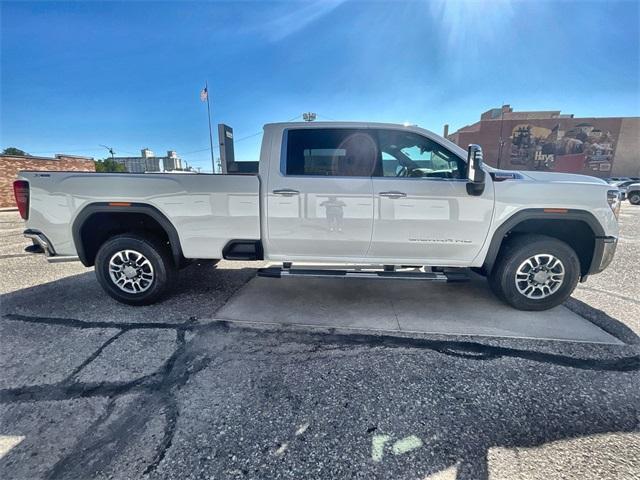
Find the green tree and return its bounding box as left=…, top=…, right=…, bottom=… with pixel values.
left=2, top=147, right=28, bottom=156
left=94, top=158, right=127, bottom=173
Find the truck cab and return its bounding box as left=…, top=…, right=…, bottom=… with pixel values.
left=261, top=123, right=493, bottom=266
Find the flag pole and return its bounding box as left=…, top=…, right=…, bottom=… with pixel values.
left=205, top=81, right=216, bottom=173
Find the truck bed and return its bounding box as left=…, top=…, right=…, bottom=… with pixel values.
left=20, top=171, right=261, bottom=259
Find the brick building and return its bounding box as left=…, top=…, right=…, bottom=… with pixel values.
left=448, top=106, right=640, bottom=177
left=0, top=154, right=95, bottom=208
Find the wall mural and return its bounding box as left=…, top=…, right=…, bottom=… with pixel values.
left=509, top=122, right=616, bottom=173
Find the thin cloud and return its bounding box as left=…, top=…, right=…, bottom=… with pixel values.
left=429, top=0, right=515, bottom=51
left=248, top=0, right=347, bottom=42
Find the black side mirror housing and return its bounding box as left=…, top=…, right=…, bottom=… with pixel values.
left=466, top=144, right=486, bottom=196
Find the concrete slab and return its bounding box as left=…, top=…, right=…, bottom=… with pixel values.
left=215, top=275, right=623, bottom=344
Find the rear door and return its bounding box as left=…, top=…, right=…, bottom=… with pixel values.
left=265, top=127, right=376, bottom=260
left=368, top=128, right=494, bottom=264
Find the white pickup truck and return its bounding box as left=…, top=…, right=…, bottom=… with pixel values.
left=14, top=122, right=620, bottom=310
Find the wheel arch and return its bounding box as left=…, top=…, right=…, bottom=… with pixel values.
left=482, top=208, right=605, bottom=278
left=72, top=202, right=183, bottom=267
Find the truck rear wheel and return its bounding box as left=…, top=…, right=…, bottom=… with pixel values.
left=628, top=192, right=640, bottom=205
left=95, top=234, right=177, bottom=306
left=488, top=234, right=580, bottom=311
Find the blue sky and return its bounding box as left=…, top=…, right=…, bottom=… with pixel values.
left=1, top=0, right=639, bottom=172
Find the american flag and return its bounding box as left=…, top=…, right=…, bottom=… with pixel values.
left=200, top=86, right=208, bottom=102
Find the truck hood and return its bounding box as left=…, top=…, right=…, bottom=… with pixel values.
left=518, top=171, right=608, bottom=185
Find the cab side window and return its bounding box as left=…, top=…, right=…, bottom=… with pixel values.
left=285, top=128, right=378, bottom=177
left=376, top=130, right=466, bottom=179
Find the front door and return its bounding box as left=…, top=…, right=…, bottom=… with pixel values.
left=368, top=129, right=494, bottom=264
left=266, top=127, right=376, bottom=260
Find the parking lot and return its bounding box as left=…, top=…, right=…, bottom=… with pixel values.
left=1, top=204, right=639, bottom=480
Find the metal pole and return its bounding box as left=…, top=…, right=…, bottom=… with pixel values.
left=205, top=81, right=216, bottom=173
left=497, top=105, right=505, bottom=169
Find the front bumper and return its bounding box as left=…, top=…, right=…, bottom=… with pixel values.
left=587, top=235, right=617, bottom=276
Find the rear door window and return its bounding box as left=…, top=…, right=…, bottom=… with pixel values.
left=285, top=128, right=378, bottom=177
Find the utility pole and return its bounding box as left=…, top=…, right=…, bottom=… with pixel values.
left=202, top=81, right=216, bottom=173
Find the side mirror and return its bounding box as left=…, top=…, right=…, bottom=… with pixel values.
left=466, top=144, right=486, bottom=196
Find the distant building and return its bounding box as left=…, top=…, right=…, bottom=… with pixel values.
left=163, top=150, right=183, bottom=171
left=0, top=153, right=95, bottom=208
left=113, top=148, right=182, bottom=173
left=448, top=105, right=640, bottom=177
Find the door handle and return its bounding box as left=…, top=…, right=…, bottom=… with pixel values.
left=272, top=189, right=300, bottom=196
left=379, top=191, right=407, bottom=199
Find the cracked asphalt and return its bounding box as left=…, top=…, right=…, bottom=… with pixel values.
left=1, top=206, right=639, bottom=480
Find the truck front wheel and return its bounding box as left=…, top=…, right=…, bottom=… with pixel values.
left=95, top=234, right=177, bottom=306
left=488, top=234, right=580, bottom=311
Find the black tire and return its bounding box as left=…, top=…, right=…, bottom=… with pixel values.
left=628, top=192, right=640, bottom=205
left=95, top=234, right=177, bottom=306
left=488, top=234, right=580, bottom=311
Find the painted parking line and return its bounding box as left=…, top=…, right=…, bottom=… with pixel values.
left=0, top=435, right=25, bottom=459
left=372, top=434, right=424, bottom=462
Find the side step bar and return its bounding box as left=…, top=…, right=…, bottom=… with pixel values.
left=257, top=267, right=469, bottom=282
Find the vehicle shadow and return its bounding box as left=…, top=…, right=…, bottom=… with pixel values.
left=2, top=261, right=638, bottom=347
left=0, top=262, right=259, bottom=323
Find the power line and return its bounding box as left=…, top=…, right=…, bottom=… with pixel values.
left=181, top=146, right=219, bottom=156
left=234, top=131, right=262, bottom=142
left=25, top=146, right=140, bottom=156
left=20, top=112, right=327, bottom=159
left=180, top=128, right=265, bottom=156
left=315, top=113, right=336, bottom=121
left=25, top=148, right=103, bottom=154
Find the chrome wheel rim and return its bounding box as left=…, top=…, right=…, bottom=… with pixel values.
left=515, top=254, right=565, bottom=299
left=108, top=249, right=154, bottom=294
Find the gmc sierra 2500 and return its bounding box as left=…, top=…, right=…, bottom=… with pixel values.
left=14, top=122, right=620, bottom=310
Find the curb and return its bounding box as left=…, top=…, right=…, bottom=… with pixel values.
left=564, top=297, right=640, bottom=345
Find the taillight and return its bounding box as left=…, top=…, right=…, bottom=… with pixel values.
left=13, top=180, right=29, bottom=220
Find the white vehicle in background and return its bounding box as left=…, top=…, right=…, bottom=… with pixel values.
left=626, top=183, right=640, bottom=205
left=14, top=121, right=620, bottom=310
left=611, top=179, right=638, bottom=200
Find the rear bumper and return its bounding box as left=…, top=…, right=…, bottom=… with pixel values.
left=24, top=229, right=80, bottom=263
left=586, top=235, right=617, bottom=276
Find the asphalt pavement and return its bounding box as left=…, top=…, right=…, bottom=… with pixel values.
left=571, top=202, right=640, bottom=336
left=1, top=205, right=639, bottom=480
